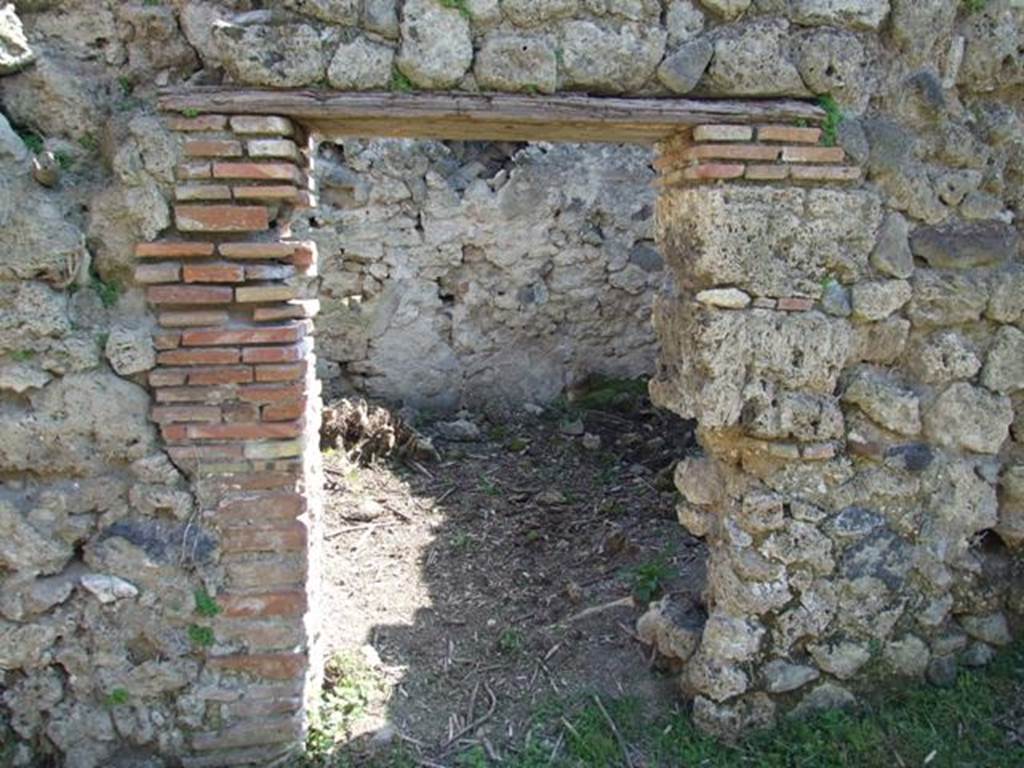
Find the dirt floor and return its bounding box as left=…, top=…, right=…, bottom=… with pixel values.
left=315, top=382, right=707, bottom=765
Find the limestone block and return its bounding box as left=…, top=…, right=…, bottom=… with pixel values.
left=658, top=38, right=714, bottom=94
left=910, top=222, right=1018, bottom=270
left=842, top=366, right=921, bottom=436
left=808, top=640, right=871, bottom=680
left=475, top=35, right=558, bottom=94
left=851, top=280, right=912, bottom=322
left=211, top=20, right=325, bottom=87
left=561, top=21, right=667, bottom=93
left=923, top=383, right=1012, bottom=454
left=666, top=1, right=706, bottom=45
left=328, top=37, right=394, bottom=91
left=283, top=0, right=359, bottom=24
left=104, top=327, right=155, bottom=376
left=789, top=0, right=891, bottom=31
left=0, top=3, right=33, bottom=74
left=704, top=19, right=810, bottom=97
left=870, top=212, right=914, bottom=279
left=763, top=660, right=819, bottom=693
left=907, top=331, right=981, bottom=385
left=397, top=0, right=472, bottom=88
left=907, top=270, right=989, bottom=328
left=981, top=326, right=1024, bottom=395
left=502, top=0, right=579, bottom=26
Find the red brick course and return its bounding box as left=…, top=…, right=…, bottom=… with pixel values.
left=148, top=285, right=234, bottom=305
left=183, top=262, right=246, bottom=284
left=182, top=324, right=305, bottom=347
left=175, top=205, right=269, bottom=233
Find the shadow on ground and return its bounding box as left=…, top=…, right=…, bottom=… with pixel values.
left=308, top=380, right=705, bottom=766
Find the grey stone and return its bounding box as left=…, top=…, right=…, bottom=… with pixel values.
left=828, top=507, right=884, bottom=540
left=635, top=596, right=702, bottom=662
left=561, top=21, right=667, bottom=93
left=987, top=266, right=1024, bottom=324
left=870, top=213, right=914, bottom=279
left=685, top=651, right=750, bottom=702
left=328, top=37, right=394, bottom=91
left=960, top=191, right=1007, bottom=222
left=696, top=288, right=750, bottom=309
left=435, top=419, right=481, bottom=442
left=212, top=21, right=325, bottom=87
left=863, top=117, right=915, bottom=178
left=699, top=0, right=751, bottom=20
left=283, top=0, right=360, bottom=24
left=923, top=383, right=1012, bottom=455
left=908, top=331, right=981, bottom=385
left=889, top=0, right=957, bottom=65
left=629, top=243, right=663, bottom=272
left=0, top=56, right=100, bottom=141
left=104, top=327, right=155, bottom=376
left=0, top=364, right=52, bottom=394
left=674, top=455, right=723, bottom=506
left=364, top=0, right=399, bottom=38
left=704, top=19, right=810, bottom=97
left=961, top=642, right=996, bottom=668
left=926, top=655, right=958, bottom=687
left=691, top=694, right=775, bottom=740
left=763, top=660, right=819, bottom=693
left=842, top=367, right=921, bottom=436
left=936, top=169, right=982, bottom=207
left=821, top=282, right=851, bottom=317
left=981, top=326, right=1024, bottom=395
left=475, top=35, right=558, bottom=94
left=910, top=223, right=1019, bottom=270
left=959, top=612, right=1012, bottom=647
left=760, top=521, right=835, bottom=575
left=397, top=0, right=472, bottom=88
left=958, top=4, right=1024, bottom=92
left=466, top=0, right=501, bottom=27
left=907, top=270, right=989, bottom=328
left=0, top=3, right=34, bottom=73
left=807, top=640, right=870, bottom=680
left=502, top=0, right=578, bottom=27
left=884, top=635, right=929, bottom=677
left=666, top=1, right=706, bottom=46
left=884, top=443, right=934, bottom=473
left=0, top=573, right=75, bottom=621
left=789, top=0, right=890, bottom=30
left=850, top=280, right=911, bottom=322
left=0, top=500, right=72, bottom=576
left=658, top=38, right=714, bottom=95
left=79, top=574, right=138, bottom=604
left=742, top=391, right=844, bottom=442
left=852, top=317, right=910, bottom=366
left=791, top=682, right=857, bottom=718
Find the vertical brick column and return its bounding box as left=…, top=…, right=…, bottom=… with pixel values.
left=138, top=113, right=323, bottom=764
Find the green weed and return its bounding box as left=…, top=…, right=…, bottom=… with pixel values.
left=454, top=746, right=488, bottom=768
left=478, top=476, right=500, bottom=497
left=439, top=0, right=471, bottom=20
left=570, top=376, right=647, bottom=412
left=306, top=652, right=387, bottom=758
left=78, top=133, right=99, bottom=153
left=90, top=274, right=122, bottom=308
left=193, top=587, right=221, bottom=618
left=54, top=150, right=73, bottom=170
left=9, top=349, right=35, bottom=362
left=181, top=107, right=200, bottom=118
left=963, top=0, right=987, bottom=13
left=497, top=628, right=525, bottom=656
left=819, top=94, right=843, bottom=147
left=390, top=68, right=414, bottom=93
left=103, top=688, right=130, bottom=708
left=17, top=130, right=43, bottom=154
left=188, top=625, right=215, bottom=648
left=627, top=554, right=672, bottom=604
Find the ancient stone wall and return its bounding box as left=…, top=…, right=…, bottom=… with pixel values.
left=0, top=0, right=1022, bottom=765
left=306, top=140, right=660, bottom=409
left=651, top=122, right=1024, bottom=734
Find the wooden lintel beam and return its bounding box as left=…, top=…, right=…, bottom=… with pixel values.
left=159, top=88, right=825, bottom=144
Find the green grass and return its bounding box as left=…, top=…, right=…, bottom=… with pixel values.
left=9, top=349, right=35, bottom=362
left=963, top=0, right=987, bottom=13
left=300, top=643, right=1024, bottom=767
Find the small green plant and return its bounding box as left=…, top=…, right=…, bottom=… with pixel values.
left=478, top=476, right=500, bottom=497
left=90, top=274, right=122, bottom=308
left=78, top=132, right=99, bottom=153
left=390, top=68, right=414, bottom=93
left=118, top=76, right=133, bottom=97
left=497, top=628, right=525, bottom=656
left=17, top=130, right=43, bottom=154
left=193, top=587, right=221, bottom=618
left=188, top=624, right=215, bottom=648
left=306, top=652, right=386, bottom=756
left=95, top=332, right=110, bottom=351
left=439, top=0, right=471, bottom=20
left=143, top=0, right=162, bottom=6
left=181, top=107, right=200, bottom=118
left=628, top=554, right=672, bottom=604
left=962, top=0, right=987, bottom=13
left=818, top=94, right=843, bottom=147
left=455, top=745, right=489, bottom=768
left=507, top=437, right=529, bottom=452
left=104, top=688, right=130, bottom=708
left=54, top=150, right=73, bottom=170
left=10, top=349, right=35, bottom=362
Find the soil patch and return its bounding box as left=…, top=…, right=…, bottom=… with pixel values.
left=317, top=384, right=705, bottom=764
